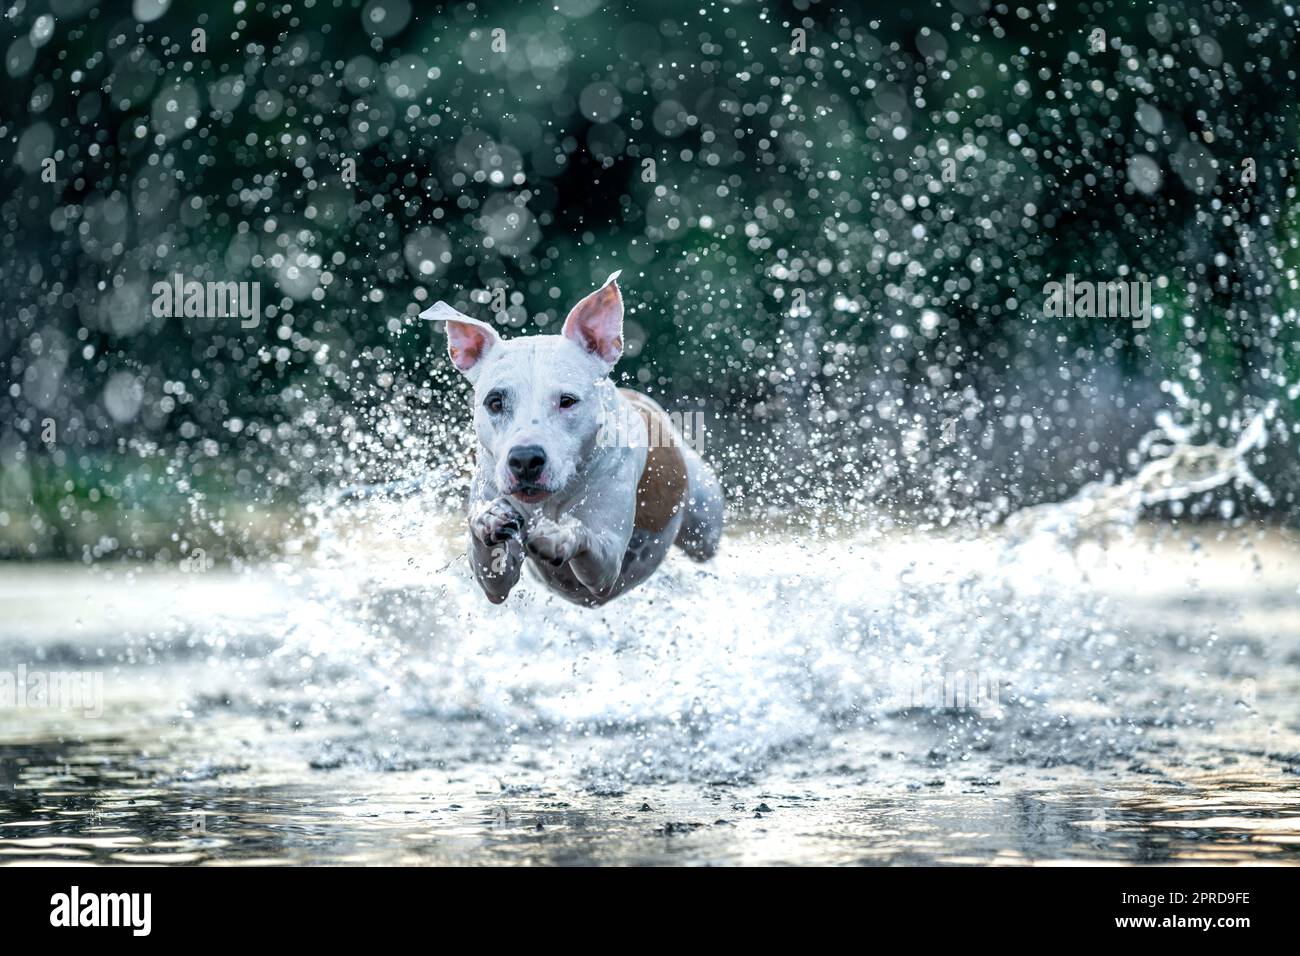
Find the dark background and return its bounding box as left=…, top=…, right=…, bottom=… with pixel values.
left=2, top=0, right=1297, bottom=559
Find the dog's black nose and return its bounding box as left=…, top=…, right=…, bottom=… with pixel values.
left=507, top=445, right=547, bottom=483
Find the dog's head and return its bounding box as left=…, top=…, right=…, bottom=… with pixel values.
left=422, top=272, right=624, bottom=504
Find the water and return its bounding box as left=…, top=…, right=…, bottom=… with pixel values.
left=3, top=481, right=1299, bottom=864
left=3, top=737, right=1298, bottom=865
left=2, top=0, right=1297, bottom=868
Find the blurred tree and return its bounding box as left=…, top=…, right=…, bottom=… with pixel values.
left=1, top=0, right=1296, bottom=557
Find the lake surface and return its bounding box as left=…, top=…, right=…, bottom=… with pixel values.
left=2, top=508, right=1299, bottom=865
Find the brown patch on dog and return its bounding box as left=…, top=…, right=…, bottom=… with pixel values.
left=619, top=389, right=688, bottom=533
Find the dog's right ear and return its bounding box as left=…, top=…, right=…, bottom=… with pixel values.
left=420, top=301, right=501, bottom=378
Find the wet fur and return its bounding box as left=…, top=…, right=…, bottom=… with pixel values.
left=424, top=274, right=724, bottom=606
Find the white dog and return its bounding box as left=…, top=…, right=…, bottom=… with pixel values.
left=422, top=272, right=724, bottom=606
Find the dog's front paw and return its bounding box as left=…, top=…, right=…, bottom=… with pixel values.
left=471, top=496, right=526, bottom=546
left=525, top=517, right=584, bottom=567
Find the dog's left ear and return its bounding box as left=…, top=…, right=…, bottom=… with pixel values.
left=562, top=271, right=623, bottom=366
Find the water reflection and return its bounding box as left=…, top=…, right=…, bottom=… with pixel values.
left=3, top=734, right=1298, bottom=866
left=2, top=524, right=1298, bottom=866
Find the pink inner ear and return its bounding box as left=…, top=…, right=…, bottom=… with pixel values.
left=446, top=321, right=493, bottom=371
left=562, top=276, right=624, bottom=364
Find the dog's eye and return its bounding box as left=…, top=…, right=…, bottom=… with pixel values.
left=484, top=392, right=505, bottom=415
left=558, top=394, right=580, bottom=409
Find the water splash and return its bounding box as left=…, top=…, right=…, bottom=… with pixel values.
left=1004, top=402, right=1276, bottom=547
left=228, top=401, right=1285, bottom=789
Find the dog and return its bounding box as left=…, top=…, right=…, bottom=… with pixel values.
left=422, top=272, right=724, bottom=606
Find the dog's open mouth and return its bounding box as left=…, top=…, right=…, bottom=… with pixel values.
left=512, top=485, right=552, bottom=504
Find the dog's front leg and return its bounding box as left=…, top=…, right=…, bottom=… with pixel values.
left=468, top=496, right=526, bottom=604
left=526, top=517, right=625, bottom=600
